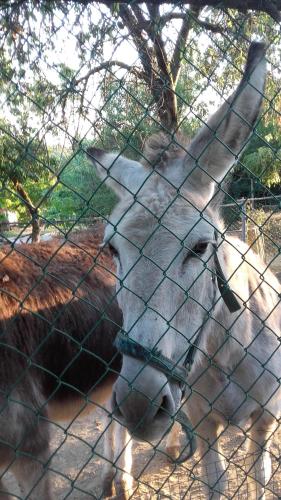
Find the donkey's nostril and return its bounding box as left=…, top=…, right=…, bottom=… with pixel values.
left=112, top=390, right=123, bottom=418
left=111, top=360, right=177, bottom=441
left=155, top=395, right=172, bottom=420
left=162, top=395, right=170, bottom=411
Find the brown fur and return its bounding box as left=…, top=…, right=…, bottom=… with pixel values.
left=0, top=224, right=122, bottom=498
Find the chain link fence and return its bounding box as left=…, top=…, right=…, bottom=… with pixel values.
left=1, top=2, right=281, bottom=499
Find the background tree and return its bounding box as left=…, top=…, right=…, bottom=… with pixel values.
left=0, top=1, right=280, bottom=241
left=0, top=119, right=58, bottom=241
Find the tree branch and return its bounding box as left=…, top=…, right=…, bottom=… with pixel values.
left=159, top=12, right=190, bottom=24
left=136, top=12, right=223, bottom=35
left=189, top=0, right=280, bottom=21
left=11, top=178, right=40, bottom=243
left=60, top=0, right=281, bottom=23
left=8, top=1, right=278, bottom=23
left=118, top=4, right=153, bottom=85
left=194, top=17, right=224, bottom=33
left=141, top=4, right=170, bottom=78
left=171, top=8, right=199, bottom=85
left=147, top=2, right=160, bottom=19
left=74, top=60, right=143, bottom=85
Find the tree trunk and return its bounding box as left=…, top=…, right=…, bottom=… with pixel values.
left=12, top=179, right=40, bottom=243
left=150, top=76, right=178, bottom=130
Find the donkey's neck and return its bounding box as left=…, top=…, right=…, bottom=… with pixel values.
left=198, top=234, right=251, bottom=371
left=203, top=232, right=280, bottom=373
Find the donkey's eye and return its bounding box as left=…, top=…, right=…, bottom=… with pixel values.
left=191, top=241, right=208, bottom=256
left=183, top=241, right=209, bottom=265
left=108, top=243, right=119, bottom=259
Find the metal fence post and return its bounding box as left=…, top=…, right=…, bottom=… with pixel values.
left=241, top=198, right=246, bottom=242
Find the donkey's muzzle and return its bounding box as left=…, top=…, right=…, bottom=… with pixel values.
left=111, top=358, right=177, bottom=442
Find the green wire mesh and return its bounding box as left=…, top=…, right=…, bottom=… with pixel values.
left=0, top=2, right=281, bottom=499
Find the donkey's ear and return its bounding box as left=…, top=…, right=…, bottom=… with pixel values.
left=183, top=42, right=267, bottom=201
left=86, top=147, right=148, bottom=198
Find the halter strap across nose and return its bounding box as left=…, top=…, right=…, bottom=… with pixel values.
left=114, top=231, right=241, bottom=462
left=114, top=331, right=195, bottom=462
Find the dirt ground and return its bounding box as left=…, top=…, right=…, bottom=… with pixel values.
left=2, top=404, right=281, bottom=500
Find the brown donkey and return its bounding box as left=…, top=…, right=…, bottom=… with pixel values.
left=0, top=226, right=122, bottom=499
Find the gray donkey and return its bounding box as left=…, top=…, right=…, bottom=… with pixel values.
left=88, top=43, right=281, bottom=499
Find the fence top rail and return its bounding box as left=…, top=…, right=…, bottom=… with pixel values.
left=222, top=194, right=281, bottom=208
left=0, top=217, right=103, bottom=227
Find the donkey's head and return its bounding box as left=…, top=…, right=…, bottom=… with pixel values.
left=87, top=43, right=267, bottom=442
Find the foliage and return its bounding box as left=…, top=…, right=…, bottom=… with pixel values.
left=243, top=147, right=281, bottom=187
left=0, top=119, right=58, bottom=220
left=43, top=150, right=117, bottom=221
left=0, top=1, right=281, bottom=232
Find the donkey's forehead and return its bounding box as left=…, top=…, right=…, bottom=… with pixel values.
left=105, top=187, right=215, bottom=246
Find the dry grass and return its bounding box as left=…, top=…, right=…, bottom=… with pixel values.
left=247, top=210, right=281, bottom=267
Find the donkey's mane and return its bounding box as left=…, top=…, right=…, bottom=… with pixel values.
left=142, top=132, right=189, bottom=168
left=140, top=131, right=225, bottom=214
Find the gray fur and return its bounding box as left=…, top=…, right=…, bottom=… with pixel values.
left=89, top=43, right=281, bottom=499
